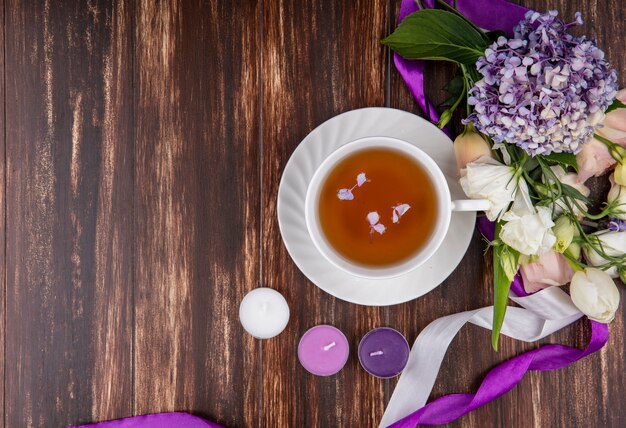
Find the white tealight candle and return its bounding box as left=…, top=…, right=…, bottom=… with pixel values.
left=239, top=288, right=290, bottom=339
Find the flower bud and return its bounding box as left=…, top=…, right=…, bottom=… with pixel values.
left=570, top=268, right=620, bottom=323
left=500, top=246, right=519, bottom=281
left=438, top=109, right=453, bottom=129
left=454, top=126, right=493, bottom=171
left=614, top=162, right=626, bottom=186
left=565, top=242, right=581, bottom=260
left=553, top=216, right=576, bottom=253
left=606, top=173, right=626, bottom=220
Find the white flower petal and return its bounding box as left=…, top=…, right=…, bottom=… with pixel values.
left=460, top=157, right=518, bottom=221
left=356, top=172, right=368, bottom=187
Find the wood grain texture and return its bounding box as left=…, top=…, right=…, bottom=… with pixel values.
left=0, top=0, right=4, bottom=423
left=133, top=0, right=259, bottom=426
left=4, top=0, right=133, bottom=426
left=260, top=1, right=388, bottom=426
left=1, top=0, right=625, bottom=427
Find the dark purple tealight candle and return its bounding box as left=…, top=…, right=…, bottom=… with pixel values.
left=358, top=327, right=410, bottom=378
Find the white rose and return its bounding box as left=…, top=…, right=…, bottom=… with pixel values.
left=500, top=206, right=556, bottom=256
left=570, top=268, right=620, bottom=323
left=549, top=166, right=590, bottom=218
left=607, top=173, right=626, bottom=220
left=583, top=230, right=626, bottom=278
left=460, top=157, right=518, bottom=221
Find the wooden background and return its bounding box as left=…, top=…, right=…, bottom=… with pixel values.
left=2, top=0, right=624, bottom=427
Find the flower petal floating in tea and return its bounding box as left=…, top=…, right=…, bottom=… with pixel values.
left=392, top=203, right=411, bottom=223
left=372, top=224, right=386, bottom=235
left=367, top=211, right=380, bottom=225
left=337, top=188, right=355, bottom=200
left=336, top=172, right=369, bottom=201
left=356, top=172, right=369, bottom=187
left=367, top=211, right=386, bottom=237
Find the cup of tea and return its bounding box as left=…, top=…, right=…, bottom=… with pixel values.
left=304, top=136, right=489, bottom=279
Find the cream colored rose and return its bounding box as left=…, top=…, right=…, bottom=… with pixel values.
left=500, top=206, right=556, bottom=256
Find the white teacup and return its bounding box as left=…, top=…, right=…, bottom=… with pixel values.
left=305, top=136, right=489, bottom=279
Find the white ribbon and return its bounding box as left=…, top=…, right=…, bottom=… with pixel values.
left=380, top=286, right=582, bottom=428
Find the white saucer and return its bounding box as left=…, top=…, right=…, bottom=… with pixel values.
left=277, top=108, right=475, bottom=306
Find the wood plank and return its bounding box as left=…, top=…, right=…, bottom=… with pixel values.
left=133, top=1, right=260, bottom=426
left=387, top=0, right=626, bottom=426
left=260, top=0, right=388, bottom=426
left=0, top=0, right=5, bottom=423
left=4, top=0, right=133, bottom=426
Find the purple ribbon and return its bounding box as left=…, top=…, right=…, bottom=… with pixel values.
left=392, top=3, right=610, bottom=421
left=387, top=217, right=608, bottom=426
left=73, top=412, right=224, bottom=428
left=389, top=318, right=608, bottom=427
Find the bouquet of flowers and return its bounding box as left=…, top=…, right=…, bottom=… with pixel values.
left=384, top=3, right=626, bottom=350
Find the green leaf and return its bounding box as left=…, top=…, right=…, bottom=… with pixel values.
left=382, top=10, right=488, bottom=65
left=492, top=238, right=518, bottom=351
left=522, top=157, right=540, bottom=174
left=542, top=152, right=578, bottom=172
left=440, top=73, right=466, bottom=109
left=443, top=74, right=465, bottom=95
left=606, top=98, right=626, bottom=113
left=561, top=183, right=590, bottom=204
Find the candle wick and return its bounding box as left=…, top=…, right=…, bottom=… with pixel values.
left=369, top=350, right=384, bottom=357
left=323, top=342, right=336, bottom=351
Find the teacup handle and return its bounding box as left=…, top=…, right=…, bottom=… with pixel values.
left=451, top=199, right=490, bottom=212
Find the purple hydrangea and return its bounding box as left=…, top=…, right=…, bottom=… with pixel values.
left=465, top=11, right=618, bottom=155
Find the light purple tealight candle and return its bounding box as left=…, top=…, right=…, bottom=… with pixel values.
left=358, top=327, right=409, bottom=378
left=298, top=325, right=349, bottom=376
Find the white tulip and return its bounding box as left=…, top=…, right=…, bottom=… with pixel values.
left=607, top=174, right=626, bottom=220
left=570, top=268, right=620, bottom=323
left=460, top=157, right=519, bottom=221
left=583, top=230, right=626, bottom=278
left=500, top=206, right=557, bottom=256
